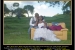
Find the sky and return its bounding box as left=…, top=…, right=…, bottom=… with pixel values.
left=4, top=1, right=63, bottom=17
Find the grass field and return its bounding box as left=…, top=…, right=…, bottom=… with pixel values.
left=4, top=14, right=72, bottom=44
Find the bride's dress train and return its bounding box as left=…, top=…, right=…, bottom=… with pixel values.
left=33, top=23, right=61, bottom=41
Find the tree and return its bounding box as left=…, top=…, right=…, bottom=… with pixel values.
left=13, top=2, right=19, bottom=8
left=62, top=1, right=71, bottom=14
left=24, top=5, right=34, bottom=17
left=13, top=8, right=27, bottom=17
left=38, top=1, right=71, bottom=14
left=4, top=4, right=10, bottom=15
left=13, top=2, right=20, bottom=18
left=53, top=13, right=60, bottom=16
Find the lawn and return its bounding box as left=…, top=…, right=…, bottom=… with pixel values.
left=4, top=14, right=72, bottom=45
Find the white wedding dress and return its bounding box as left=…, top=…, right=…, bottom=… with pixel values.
left=33, top=22, right=61, bottom=41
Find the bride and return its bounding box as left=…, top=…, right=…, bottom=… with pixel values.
left=33, top=16, right=61, bottom=41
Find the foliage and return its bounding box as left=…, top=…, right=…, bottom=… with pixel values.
left=13, top=2, right=19, bottom=7
left=13, top=8, right=27, bottom=17
left=13, top=2, right=20, bottom=18
left=21, top=14, right=26, bottom=17
left=4, top=4, right=10, bottom=15
left=13, top=8, right=27, bottom=14
left=62, top=1, right=71, bottom=14
left=24, top=5, right=34, bottom=17
left=38, top=1, right=71, bottom=14
left=53, top=13, right=61, bottom=16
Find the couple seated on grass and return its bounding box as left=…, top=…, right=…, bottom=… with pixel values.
left=28, top=13, right=61, bottom=41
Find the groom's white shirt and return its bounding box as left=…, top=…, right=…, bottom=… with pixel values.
left=29, top=17, right=45, bottom=26
left=29, top=17, right=36, bottom=26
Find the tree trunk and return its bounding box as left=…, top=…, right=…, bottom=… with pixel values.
left=31, top=13, right=33, bottom=17
left=11, top=12, right=13, bottom=17
left=11, top=10, right=13, bottom=17
left=27, top=12, right=29, bottom=17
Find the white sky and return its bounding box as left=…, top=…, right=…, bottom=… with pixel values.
left=4, top=1, right=63, bottom=17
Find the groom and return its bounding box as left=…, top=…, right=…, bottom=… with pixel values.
left=28, top=13, right=39, bottom=34
left=28, top=13, right=45, bottom=35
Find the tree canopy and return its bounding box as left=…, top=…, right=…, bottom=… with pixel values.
left=38, top=1, right=71, bottom=14
left=13, top=2, right=19, bottom=7
left=24, top=5, right=34, bottom=17
left=4, top=4, right=10, bottom=15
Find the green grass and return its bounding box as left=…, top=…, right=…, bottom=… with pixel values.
left=4, top=14, right=71, bottom=44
